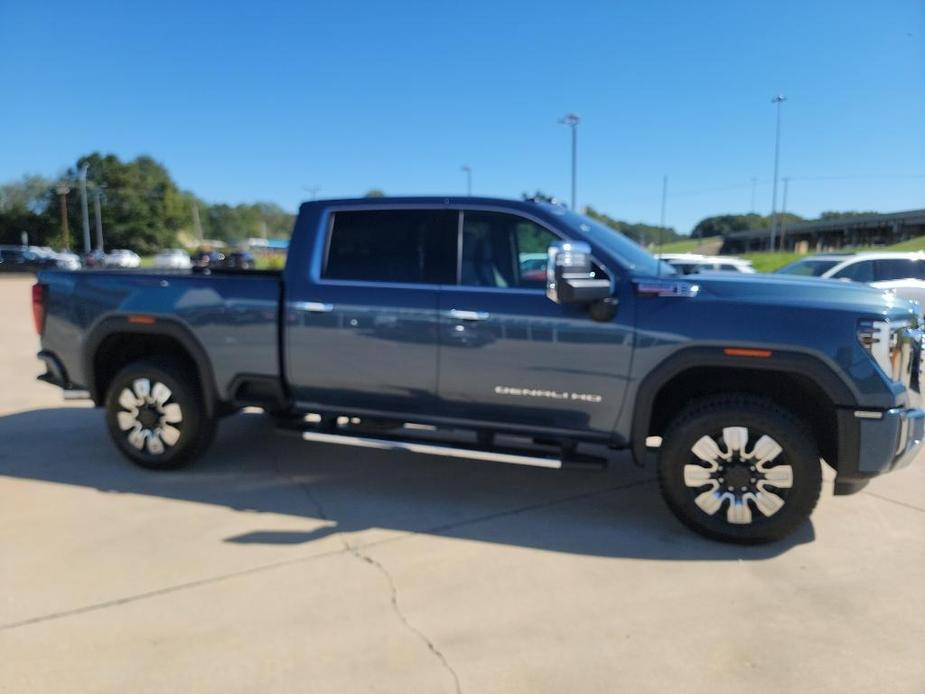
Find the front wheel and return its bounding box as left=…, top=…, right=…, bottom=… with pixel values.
left=105, top=359, right=216, bottom=470
left=657, top=396, right=822, bottom=544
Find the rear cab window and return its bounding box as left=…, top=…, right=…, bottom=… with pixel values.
left=323, top=209, right=457, bottom=284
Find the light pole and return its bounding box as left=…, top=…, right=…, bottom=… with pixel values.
left=558, top=113, right=580, bottom=210
left=93, top=186, right=104, bottom=251
left=461, top=165, right=472, bottom=196
left=769, top=95, right=786, bottom=251
left=779, top=176, right=790, bottom=249
left=78, top=163, right=91, bottom=254
left=56, top=184, right=70, bottom=250
left=749, top=176, right=757, bottom=213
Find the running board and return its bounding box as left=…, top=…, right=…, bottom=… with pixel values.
left=300, top=430, right=566, bottom=469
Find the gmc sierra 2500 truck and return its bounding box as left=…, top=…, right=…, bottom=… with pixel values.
left=33, top=197, right=924, bottom=543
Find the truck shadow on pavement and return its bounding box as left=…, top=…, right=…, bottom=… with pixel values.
left=0, top=406, right=814, bottom=560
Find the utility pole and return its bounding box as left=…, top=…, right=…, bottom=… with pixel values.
left=461, top=165, right=472, bottom=196
left=56, top=184, right=70, bottom=250
left=93, top=187, right=104, bottom=251
left=192, top=203, right=204, bottom=242
left=78, top=163, right=91, bottom=254
left=302, top=185, right=321, bottom=201
left=750, top=177, right=757, bottom=213
left=558, top=113, right=580, bottom=210
left=779, top=177, right=790, bottom=250
left=769, top=95, right=786, bottom=251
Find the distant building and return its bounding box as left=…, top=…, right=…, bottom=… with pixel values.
left=720, top=209, right=925, bottom=254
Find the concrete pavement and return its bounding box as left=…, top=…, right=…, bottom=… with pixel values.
left=0, top=274, right=923, bottom=693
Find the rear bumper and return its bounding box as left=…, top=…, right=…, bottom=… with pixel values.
left=835, top=406, right=924, bottom=494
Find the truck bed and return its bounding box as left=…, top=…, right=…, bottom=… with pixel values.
left=39, top=269, right=282, bottom=403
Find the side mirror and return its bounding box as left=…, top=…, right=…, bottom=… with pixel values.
left=546, top=240, right=612, bottom=304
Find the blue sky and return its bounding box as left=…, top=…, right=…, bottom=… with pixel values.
left=1, top=0, right=923, bottom=234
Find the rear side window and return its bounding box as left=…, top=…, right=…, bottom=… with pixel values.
left=324, top=209, right=457, bottom=284
left=874, top=259, right=925, bottom=281
left=833, top=260, right=875, bottom=283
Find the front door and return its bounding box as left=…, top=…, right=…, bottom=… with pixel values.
left=436, top=210, right=634, bottom=437
left=285, top=207, right=457, bottom=415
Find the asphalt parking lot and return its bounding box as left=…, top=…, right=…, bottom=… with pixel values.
left=1, top=273, right=923, bottom=693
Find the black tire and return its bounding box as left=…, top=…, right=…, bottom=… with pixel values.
left=657, top=395, right=822, bottom=544
left=104, top=358, right=216, bottom=470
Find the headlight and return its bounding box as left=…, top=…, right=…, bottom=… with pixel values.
left=858, top=319, right=920, bottom=387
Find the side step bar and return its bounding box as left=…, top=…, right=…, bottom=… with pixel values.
left=290, top=426, right=609, bottom=470
left=301, top=430, right=563, bottom=468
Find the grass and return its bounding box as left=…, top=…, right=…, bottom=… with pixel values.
left=653, top=238, right=722, bottom=255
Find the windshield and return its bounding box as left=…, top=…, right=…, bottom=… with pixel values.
left=545, top=206, right=676, bottom=276
left=775, top=259, right=840, bottom=277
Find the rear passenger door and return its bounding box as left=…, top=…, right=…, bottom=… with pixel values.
left=436, top=210, right=634, bottom=436
left=285, top=208, right=457, bottom=415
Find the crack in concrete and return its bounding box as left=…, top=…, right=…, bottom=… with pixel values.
left=0, top=475, right=652, bottom=634
left=861, top=489, right=925, bottom=513
left=284, top=469, right=462, bottom=694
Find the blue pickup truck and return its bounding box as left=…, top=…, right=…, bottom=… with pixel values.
left=33, top=197, right=924, bottom=543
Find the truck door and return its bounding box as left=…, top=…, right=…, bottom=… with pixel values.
left=436, top=210, right=634, bottom=437
left=285, top=208, right=457, bottom=415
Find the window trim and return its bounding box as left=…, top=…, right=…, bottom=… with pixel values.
left=310, top=203, right=615, bottom=292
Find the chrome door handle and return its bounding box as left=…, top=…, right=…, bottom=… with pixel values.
left=449, top=309, right=490, bottom=321
left=293, top=301, right=334, bottom=313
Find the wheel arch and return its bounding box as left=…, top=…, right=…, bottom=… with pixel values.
left=83, top=316, right=220, bottom=417
left=631, top=347, right=857, bottom=469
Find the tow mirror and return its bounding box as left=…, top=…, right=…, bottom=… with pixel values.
left=546, top=241, right=612, bottom=305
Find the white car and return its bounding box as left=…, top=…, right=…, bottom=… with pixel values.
left=659, top=253, right=755, bottom=275
left=153, top=249, right=192, bottom=270
left=776, top=252, right=925, bottom=306
left=104, top=249, right=141, bottom=268
left=53, top=251, right=81, bottom=270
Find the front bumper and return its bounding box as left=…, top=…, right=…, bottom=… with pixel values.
left=835, top=405, right=924, bottom=493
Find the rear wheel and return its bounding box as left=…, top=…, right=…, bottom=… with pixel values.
left=104, top=359, right=215, bottom=469
left=657, top=395, right=822, bottom=544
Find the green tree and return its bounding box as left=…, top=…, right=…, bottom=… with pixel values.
left=583, top=206, right=680, bottom=246
left=691, top=212, right=803, bottom=239
left=364, top=189, right=386, bottom=198
left=57, top=153, right=191, bottom=254
left=0, top=175, right=57, bottom=246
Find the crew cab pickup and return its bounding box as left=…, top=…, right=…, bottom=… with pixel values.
left=34, top=197, right=924, bottom=543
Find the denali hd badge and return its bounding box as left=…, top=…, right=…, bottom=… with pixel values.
left=494, top=386, right=602, bottom=403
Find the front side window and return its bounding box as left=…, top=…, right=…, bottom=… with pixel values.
left=460, top=211, right=558, bottom=289
left=833, top=260, right=875, bottom=283
left=324, top=209, right=457, bottom=284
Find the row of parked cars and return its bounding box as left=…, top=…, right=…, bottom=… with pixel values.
left=0, top=245, right=257, bottom=272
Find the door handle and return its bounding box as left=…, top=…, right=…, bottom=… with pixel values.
left=293, top=301, right=334, bottom=313
left=449, top=309, right=490, bottom=321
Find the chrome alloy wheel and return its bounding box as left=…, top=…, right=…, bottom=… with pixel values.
left=683, top=427, right=793, bottom=525
left=115, top=378, right=183, bottom=455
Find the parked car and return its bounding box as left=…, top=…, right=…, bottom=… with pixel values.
left=191, top=250, right=225, bottom=268
left=33, top=196, right=923, bottom=544
left=82, top=249, right=107, bottom=268
left=44, top=249, right=81, bottom=271
left=153, top=249, right=192, bottom=270
left=659, top=254, right=755, bottom=274
left=776, top=252, right=925, bottom=305
left=0, top=245, right=57, bottom=272
left=221, top=251, right=256, bottom=270
left=104, top=249, right=141, bottom=269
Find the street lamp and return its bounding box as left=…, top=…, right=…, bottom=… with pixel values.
left=558, top=113, right=581, bottom=210
left=78, top=163, right=91, bottom=254
left=461, top=165, right=472, bottom=196
left=55, top=184, right=70, bottom=250
left=769, top=95, right=786, bottom=251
